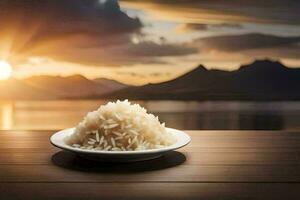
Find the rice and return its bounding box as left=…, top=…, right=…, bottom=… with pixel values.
left=65, top=100, right=176, bottom=151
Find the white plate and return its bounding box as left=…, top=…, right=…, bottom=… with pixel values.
left=50, top=127, right=191, bottom=162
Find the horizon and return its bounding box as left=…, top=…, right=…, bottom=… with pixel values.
left=0, top=0, right=299, bottom=85
left=0, top=58, right=296, bottom=86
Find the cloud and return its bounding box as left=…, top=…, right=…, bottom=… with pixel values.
left=0, top=0, right=196, bottom=66
left=121, top=0, right=300, bottom=25
left=177, top=23, right=242, bottom=32
left=48, top=40, right=198, bottom=66
left=243, top=45, right=300, bottom=60
left=180, top=24, right=208, bottom=31
left=1, top=0, right=142, bottom=48
left=193, top=33, right=300, bottom=60
left=125, top=42, right=197, bottom=57
left=194, top=33, right=300, bottom=51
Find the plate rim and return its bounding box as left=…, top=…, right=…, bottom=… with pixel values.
left=50, top=127, right=191, bottom=155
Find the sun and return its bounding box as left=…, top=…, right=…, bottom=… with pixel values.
left=0, top=60, right=12, bottom=80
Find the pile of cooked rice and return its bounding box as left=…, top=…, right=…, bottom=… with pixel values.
left=65, top=100, right=176, bottom=151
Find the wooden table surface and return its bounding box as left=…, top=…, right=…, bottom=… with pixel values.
left=0, top=130, right=300, bottom=200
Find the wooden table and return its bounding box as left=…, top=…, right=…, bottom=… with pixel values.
left=0, top=130, right=300, bottom=199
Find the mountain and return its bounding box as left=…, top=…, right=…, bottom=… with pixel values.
left=0, top=59, right=299, bottom=100
left=93, top=77, right=126, bottom=91
left=104, top=59, right=300, bottom=100
left=23, top=75, right=126, bottom=99
left=0, top=78, right=59, bottom=100
left=0, top=75, right=126, bottom=100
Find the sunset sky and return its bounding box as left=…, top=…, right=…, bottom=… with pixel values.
left=0, top=0, right=299, bottom=85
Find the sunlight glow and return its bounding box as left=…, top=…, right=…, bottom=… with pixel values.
left=0, top=102, right=13, bottom=129
left=0, top=60, right=12, bottom=80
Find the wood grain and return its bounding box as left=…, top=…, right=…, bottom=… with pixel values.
left=0, top=130, right=300, bottom=199
left=1, top=183, right=300, bottom=200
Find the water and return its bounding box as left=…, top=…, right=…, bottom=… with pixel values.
left=0, top=100, right=299, bottom=130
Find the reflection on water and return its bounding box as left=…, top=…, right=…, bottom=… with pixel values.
left=0, top=102, right=13, bottom=129
left=0, top=100, right=299, bottom=130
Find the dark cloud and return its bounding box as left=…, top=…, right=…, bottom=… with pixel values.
left=182, top=24, right=208, bottom=31
left=194, top=33, right=300, bottom=51
left=244, top=45, right=300, bottom=60
left=193, top=33, right=300, bottom=59
left=0, top=0, right=195, bottom=66
left=122, top=0, right=300, bottom=25
left=179, top=23, right=242, bottom=32
left=0, top=0, right=142, bottom=50
left=125, top=42, right=197, bottom=57
left=48, top=40, right=198, bottom=66
left=211, top=23, right=242, bottom=29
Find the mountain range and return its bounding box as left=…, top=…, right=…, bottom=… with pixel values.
left=0, top=75, right=125, bottom=100
left=103, top=59, right=300, bottom=100
left=0, top=59, right=299, bottom=100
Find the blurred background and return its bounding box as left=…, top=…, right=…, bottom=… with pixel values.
left=0, top=0, right=299, bottom=130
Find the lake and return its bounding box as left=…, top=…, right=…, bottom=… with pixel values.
left=0, top=100, right=299, bottom=130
